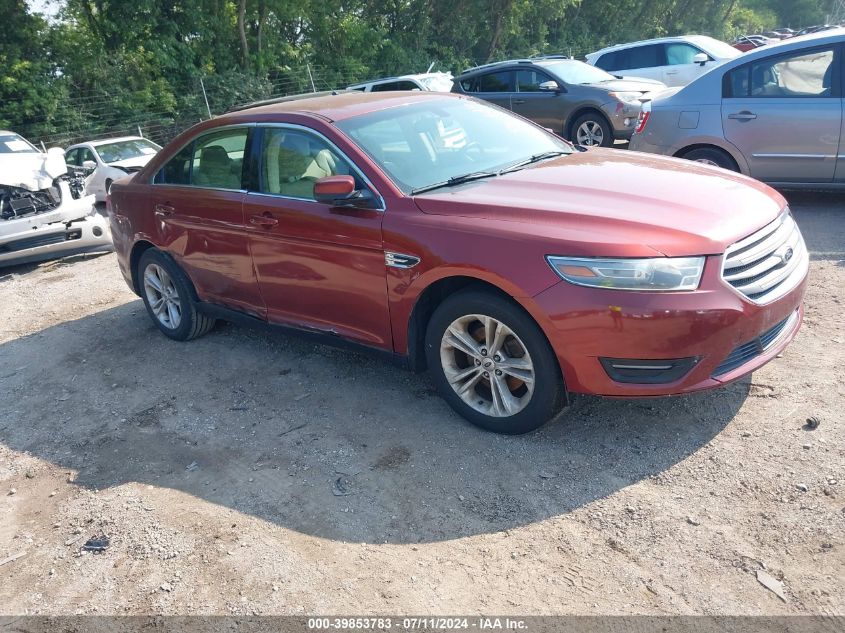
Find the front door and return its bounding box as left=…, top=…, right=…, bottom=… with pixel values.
left=722, top=45, right=841, bottom=183
left=244, top=126, right=392, bottom=349
left=511, top=69, right=566, bottom=132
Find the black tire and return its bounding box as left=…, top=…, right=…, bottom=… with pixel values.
left=681, top=147, right=738, bottom=171
left=570, top=112, right=614, bottom=148
left=137, top=249, right=216, bottom=341
left=424, top=289, right=566, bottom=434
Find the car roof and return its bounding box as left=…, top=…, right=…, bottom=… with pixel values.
left=458, top=57, right=580, bottom=77
left=587, top=34, right=723, bottom=56
left=220, top=90, right=460, bottom=124
left=347, top=72, right=451, bottom=88
left=67, top=136, right=147, bottom=149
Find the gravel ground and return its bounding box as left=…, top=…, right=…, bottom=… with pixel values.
left=0, top=191, right=842, bottom=616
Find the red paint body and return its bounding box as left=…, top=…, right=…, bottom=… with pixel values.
left=108, top=92, right=806, bottom=397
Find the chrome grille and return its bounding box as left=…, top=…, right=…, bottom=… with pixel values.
left=712, top=309, right=799, bottom=377
left=722, top=213, right=808, bottom=304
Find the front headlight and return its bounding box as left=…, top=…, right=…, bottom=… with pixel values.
left=546, top=256, right=705, bottom=291
left=608, top=91, right=643, bottom=105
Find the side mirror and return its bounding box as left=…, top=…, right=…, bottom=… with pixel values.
left=538, top=80, right=560, bottom=92
left=314, top=175, right=359, bottom=205
left=83, top=160, right=97, bottom=170
left=47, top=146, right=65, bottom=156
left=693, top=53, right=708, bottom=66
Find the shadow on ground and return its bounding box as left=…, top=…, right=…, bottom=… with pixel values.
left=0, top=299, right=748, bottom=544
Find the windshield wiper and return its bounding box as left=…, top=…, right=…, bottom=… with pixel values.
left=410, top=170, right=498, bottom=195
left=498, top=150, right=571, bottom=175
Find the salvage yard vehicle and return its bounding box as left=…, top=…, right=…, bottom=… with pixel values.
left=347, top=72, right=454, bottom=93
left=451, top=58, right=665, bottom=146
left=0, top=131, right=110, bottom=267
left=629, top=29, right=844, bottom=187
left=108, top=91, right=807, bottom=434
left=586, top=35, right=740, bottom=87
left=65, top=136, right=161, bottom=202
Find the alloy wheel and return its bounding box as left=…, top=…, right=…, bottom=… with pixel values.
left=143, top=263, right=182, bottom=329
left=439, top=314, right=535, bottom=417
left=576, top=120, right=604, bottom=146
left=693, top=158, right=720, bottom=167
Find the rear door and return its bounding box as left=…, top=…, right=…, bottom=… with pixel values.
left=511, top=68, right=565, bottom=131
left=722, top=45, right=841, bottom=183
left=460, top=70, right=514, bottom=110
left=596, top=44, right=665, bottom=82
left=150, top=126, right=265, bottom=316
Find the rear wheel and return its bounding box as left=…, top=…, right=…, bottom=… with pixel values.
left=571, top=113, right=613, bottom=148
left=137, top=249, right=216, bottom=341
left=681, top=147, right=738, bottom=171
left=425, top=290, right=565, bottom=434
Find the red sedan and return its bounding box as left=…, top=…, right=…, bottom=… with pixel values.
left=107, top=92, right=807, bottom=433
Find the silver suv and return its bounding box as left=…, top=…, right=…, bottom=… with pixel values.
left=451, top=58, right=665, bottom=147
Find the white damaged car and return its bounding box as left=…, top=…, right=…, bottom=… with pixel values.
left=0, top=131, right=112, bottom=268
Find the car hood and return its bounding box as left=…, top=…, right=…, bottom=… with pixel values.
left=108, top=154, right=155, bottom=169
left=0, top=151, right=67, bottom=191
left=587, top=77, right=666, bottom=93
left=412, top=149, right=785, bottom=257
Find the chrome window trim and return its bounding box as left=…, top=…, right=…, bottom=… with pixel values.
left=152, top=123, right=255, bottom=189
left=250, top=122, right=386, bottom=212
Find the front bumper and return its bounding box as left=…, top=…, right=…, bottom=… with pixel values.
left=601, top=101, right=643, bottom=141
left=0, top=213, right=113, bottom=267
left=534, top=255, right=807, bottom=397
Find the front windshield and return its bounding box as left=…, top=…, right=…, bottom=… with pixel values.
left=0, top=133, right=38, bottom=154
left=335, top=97, right=572, bottom=194
left=96, top=138, right=161, bottom=164
left=543, top=60, right=617, bottom=84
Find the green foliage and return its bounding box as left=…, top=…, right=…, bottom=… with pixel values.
left=3, top=0, right=838, bottom=146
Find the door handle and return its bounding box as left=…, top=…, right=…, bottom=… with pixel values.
left=728, top=111, right=757, bottom=121
left=250, top=212, right=279, bottom=228
left=513, top=99, right=526, bottom=105
left=665, top=70, right=679, bottom=75
left=154, top=204, right=175, bottom=217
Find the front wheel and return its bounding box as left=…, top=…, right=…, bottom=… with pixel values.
left=137, top=249, right=216, bottom=341
left=425, top=290, right=566, bottom=434
left=571, top=113, right=613, bottom=148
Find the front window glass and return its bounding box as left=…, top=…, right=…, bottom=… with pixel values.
left=336, top=97, right=572, bottom=194
left=727, top=48, right=835, bottom=98
left=666, top=43, right=705, bottom=65
left=516, top=69, right=554, bottom=92
left=0, top=133, right=38, bottom=154
left=542, top=60, right=616, bottom=84
left=95, top=138, right=161, bottom=164
left=258, top=128, right=358, bottom=200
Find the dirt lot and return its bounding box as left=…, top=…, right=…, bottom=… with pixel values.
left=0, top=192, right=842, bottom=616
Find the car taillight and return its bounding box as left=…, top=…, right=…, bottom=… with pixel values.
left=634, top=110, right=650, bottom=134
